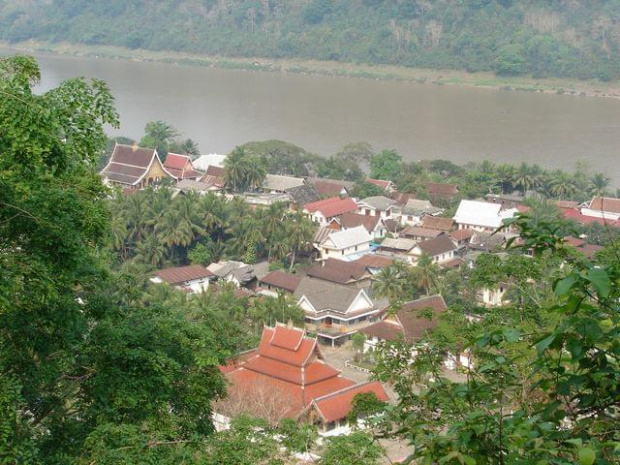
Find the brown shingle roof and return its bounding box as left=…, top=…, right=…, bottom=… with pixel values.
left=450, top=229, right=475, bottom=242
left=206, top=165, right=225, bottom=177
left=306, top=258, right=370, bottom=285
left=294, top=277, right=372, bottom=314
left=401, top=226, right=443, bottom=239
left=100, top=144, right=170, bottom=186
left=420, top=216, right=455, bottom=231
left=426, top=182, right=458, bottom=196
left=397, top=295, right=447, bottom=340
left=259, top=271, right=303, bottom=293
left=353, top=255, right=394, bottom=268
left=588, top=196, right=620, bottom=214
left=339, top=213, right=381, bottom=232
left=360, top=320, right=404, bottom=341
left=307, top=178, right=354, bottom=196
left=154, top=265, right=213, bottom=285
left=416, top=235, right=457, bottom=257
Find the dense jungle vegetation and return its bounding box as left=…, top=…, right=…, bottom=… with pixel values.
left=2, top=0, right=620, bottom=81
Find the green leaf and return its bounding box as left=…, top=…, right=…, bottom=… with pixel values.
left=554, top=275, right=576, bottom=296
left=578, top=447, right=595, bottom=465
left=503, top=328, right=521, bottom=343
left=534, top=334, right=555, bottom=355
left=585, top=268, right=611, bottom=298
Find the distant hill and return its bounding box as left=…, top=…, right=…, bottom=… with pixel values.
left=2, top=0, right=620, bottom=81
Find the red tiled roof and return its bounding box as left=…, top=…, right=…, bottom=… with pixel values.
left=563, top=208, right=619, bottom=226
left=154, top=265, right=213, bottom=285
left=257, top=326, right=317, bottom=367
left=220, top=323, right=381, bottom=421
left=312, top=381, right=389, bottom=423
left=270, top=325, right=304, bottom=351
left=420, top=216, right=454, bottom=231
left=587, top=196, right=620, bottom=214
left=306, top=258, right=370, bottom=285
left=259, top=271, right=303, bottom=293
left=353, top=255, right=394, bottom=268
left=339, top=212, right=381, bottom=232
left=304, top=197, right=358, bottom=218
left=164, top=153, right=191, bottom=170
left=426, top=182, right=458, bottom=196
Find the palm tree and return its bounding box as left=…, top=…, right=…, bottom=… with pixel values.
left=224, top=147, right=250, bottom=192
left=134, top=233, right=166, bottom=268
left=110, top=215, right=129, bottom=260
left=414, top=253, right=440, bottom=296
left=286, top=211, right=316, bottom=270
left=246, top=156, right=267, bottom=191
left=547, top=170, right=576, bottom=199
left=590, top=173, right=611, bottom=197
left=372, top=263, right=408, bottom=303
left=511, top=163, right=542, bottom=194
left=122, top=192, right=147, bottom=251
left=495, top=163, right=516, bottom=194
left=261, top=202, right=286, bottom=261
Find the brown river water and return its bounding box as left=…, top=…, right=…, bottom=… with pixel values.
left=13, top=52, right=620, bottom=187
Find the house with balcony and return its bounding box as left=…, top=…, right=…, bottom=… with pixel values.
left=317, top=225, right=372, bottom=260
left=294, top=277, right=383, bottom=346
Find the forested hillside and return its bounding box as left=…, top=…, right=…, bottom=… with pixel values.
left=2, top=0, right=620, bottom=81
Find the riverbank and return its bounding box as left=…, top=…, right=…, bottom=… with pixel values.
left=3, top=40, right=620, bottom=100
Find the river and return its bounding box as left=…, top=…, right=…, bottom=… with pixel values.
left=11, top=52, right=620, bottom=187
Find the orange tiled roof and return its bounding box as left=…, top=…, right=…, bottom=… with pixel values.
left=312, top=381, right=389, bottom=423
left=220, top=324, right=386, bottom=422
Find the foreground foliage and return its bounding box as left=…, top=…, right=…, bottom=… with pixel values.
left=374, top=215, right=620, bottom=464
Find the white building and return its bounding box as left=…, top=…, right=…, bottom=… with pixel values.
left=318, top=226, right=373, bottom=260
left=453, top=200, right=518, bottom=232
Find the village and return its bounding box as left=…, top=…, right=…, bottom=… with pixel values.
left=97, top=141, right=620, bottom=455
